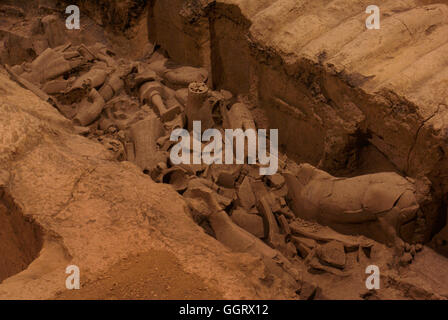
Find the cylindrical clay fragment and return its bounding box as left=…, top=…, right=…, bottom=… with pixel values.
left=99, top=72, right=124, bottom=102
left=43, top=57, right=83, bottom=83
left=130, top=116, right=167, bottom=173
left=73, top=89, right=105, bottom=126
left=71, top=67, right=108, bottom=91
left=185, top=82, right=210, bottom=131
left=140, top=81, right=181, bottom=122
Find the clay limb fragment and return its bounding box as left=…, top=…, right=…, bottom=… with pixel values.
left=277, top=214, right=291, bottom=236
left=70, top=67, right=108, bottom=92
left=63, top=67, right=109, bottom=103
left=133, top=68, right=158, bottom=87
left=210, top=209, right=277, bottom=258
left=20, top=47, right=83, bottom=84
left=99, top=72, right=125, bottom=102
left=30, top=47, right=59, bottom=73
left=73, top=88, right=106, bottom=126
left=139, top=81, right=182, bottom=122
left=43, top=57, right=83, bottom=83
left=188, top=188, right=298, bottom=283
left=130, top=116, right=167, bottom=173
left=42, top=79, right=71, bottom=94
left=185, top=82, right=213, bottom=131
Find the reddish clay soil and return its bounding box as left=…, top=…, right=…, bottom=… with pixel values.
left=56, top=250, right=223, bottom=300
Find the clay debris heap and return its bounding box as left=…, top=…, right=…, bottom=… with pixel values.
left=1, top=1, right=448, bottom=300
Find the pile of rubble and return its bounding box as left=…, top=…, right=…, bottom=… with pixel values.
left=5, top=35, right=429, bottom=294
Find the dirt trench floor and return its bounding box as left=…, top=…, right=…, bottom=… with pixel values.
left=56, top=250, right=223, bottom=300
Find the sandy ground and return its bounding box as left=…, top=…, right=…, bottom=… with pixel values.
left=56, top=250, right=223, bottom=300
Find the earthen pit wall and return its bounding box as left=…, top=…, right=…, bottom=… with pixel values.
left=148, top=0, right=212, bottom=74
left=0, top=187, right=43, bottom=283
left=209, top=3, right=252, bottom=94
